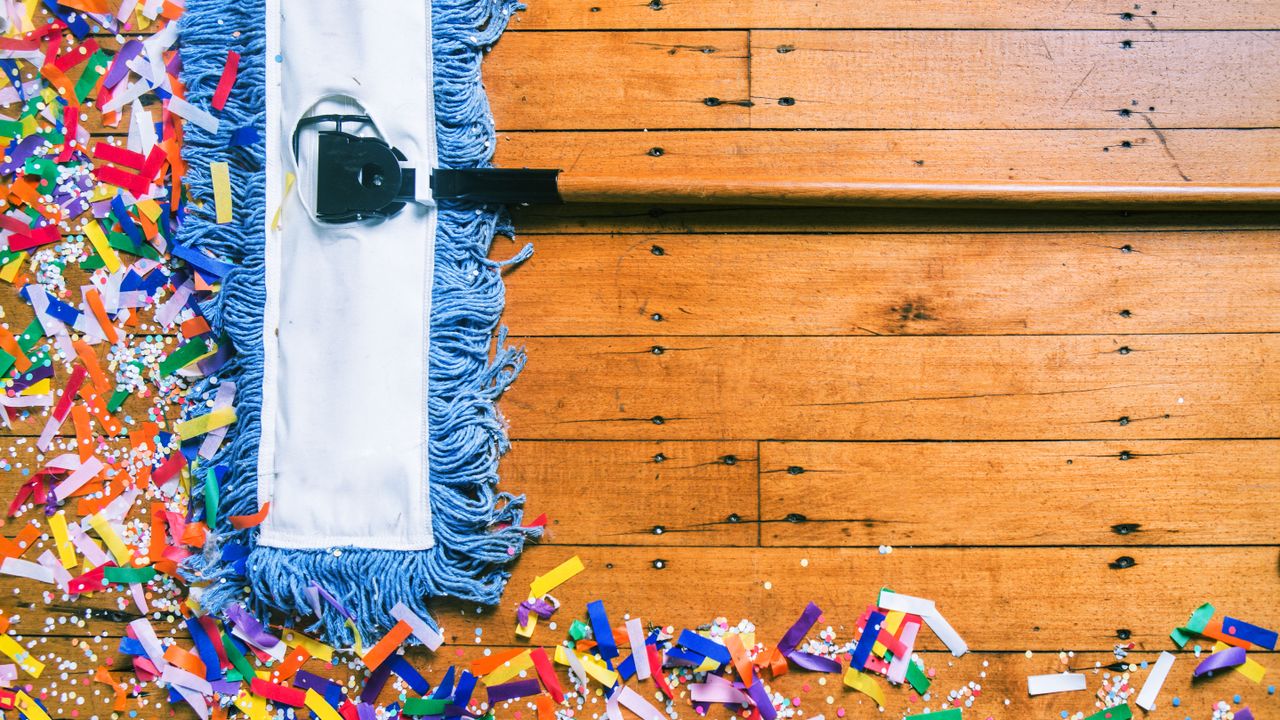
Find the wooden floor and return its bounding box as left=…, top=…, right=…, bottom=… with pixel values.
left=481, top=0, right=1280, bottom=716
left=3, top=2, right=1278, bottom=719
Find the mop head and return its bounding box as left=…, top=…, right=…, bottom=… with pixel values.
left=177, top=0, right=538, bottom=645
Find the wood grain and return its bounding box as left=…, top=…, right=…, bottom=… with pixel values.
left=509, top=0, right=1280, bottom=31
left=759, top=440, right=1280, bottom=546
left=4, top=545, right=1276, bottom=651
left=497, top=231, right=1280, bottom=336
left=485, top=31, right=750, bottom=130
left=10, top=631, right=1273, bottom=720
left=500, top=334, right=1279, bottom=441
left=749, top=31, right=1280, bottom=129
left=504, top=440, right=759, bottom=546
left=495, top=129, right=1280, bottom=183
left=507, top=206, right=1280, bottom=234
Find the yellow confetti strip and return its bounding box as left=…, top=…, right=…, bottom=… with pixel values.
left=554, top=646, right=618, bottom=687
left=211, top=161, right=233, bottom=224
left=49, top=511, right=76, bottom=569
left=0, top=252, right=26, bottom=283
left=175, top=407, right=237, bottom=440
left=233, top=691, right=269, bottom=720
left=1213, top=641, right=1267, bottom=683
left=843, top=667, right=886, bottom=708
left=519, top=555, right=585, bottom=638
left=15, top=690, right=51, bottom=720
left=19, top=378, right=49, bottom=396
left=271, top=172, right=296, bottom=231
left=283, top=631, right=335, bottom=663
left=88, top=513, right=133, bottom=566
left=874, top=611, right=905, bottom=656
left=0, top=634, right=45, bottom=678
left=305, top=689, right=342, bottom=720
left=83, top=220, right=121, bottom=273
left=135, top=198, right=163, bottom=222
left=483, top=650, right=533, bottom=685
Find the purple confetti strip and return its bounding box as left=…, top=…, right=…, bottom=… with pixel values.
left=224, top=603, right=280, bottom=649
left=746, top=681, right=777, bottom=720
left=787, top=652, right=842, bottom=673
left=485, top=679, right=541, bottom=704
left=775, top=602, right=823, bottom=657
left=361, top=660, right=395, bottom=705
left=1192, top=646, right=1247, bottom=677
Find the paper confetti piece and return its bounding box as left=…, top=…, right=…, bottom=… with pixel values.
left=1211, top=641, right=1267, bottom=683
left=175, top=407, right=236, bottom=439
left=1027, top=673, right=1086, bottom=695
left=48, top=511, right=77, bottom=569
left=88, top=513, right=133, bottom=566
left=877, top=589, right=968, bottom=657
left=304, top=689, right=342, bottom=720
left=0, top=634, right=44, bottom=677
left=211, top=50, right=240, bottom=110
left=1221, top=616, right=1278, bottom=650
left=361, top=620, right=413, bottom=670
left=211, top=161, right=232, bottom=224
left=1171, top=602, right=1214, bottom=647
left=1084, top=704, right=1131, bottom=720
left=529, top=647, right=563, bottom=703
left=14, top=691, right=50, bottom=720
left=486, top=678, right=541, bottom=703
left=83, top=220, right=121, bottom=273
left=1135, top=651, right=1175, bottom=710
left=1193, top=645, right=1246, bottom=677
left=841, top=667, right=885, bottom=708
left=389, top=602, right=444, bottom=651
left=228, top=502, right=271, bottom=530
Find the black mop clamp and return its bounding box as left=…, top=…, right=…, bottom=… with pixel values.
left=296, top=114, right=417, bottom=223
left=301, top=113, right=564, bottom=221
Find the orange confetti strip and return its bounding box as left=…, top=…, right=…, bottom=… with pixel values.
left=76, top=480, right=124, bottom=516
left=83, top=393, right=123, bottom=436
left=39, top=65, right=76, bottom=101
left=58, top=0, right=109, bottom=13
left=0, top=327, right=30, bottom=372
left=471, top=647, right=525, bottom=676
left=72, top=339, right=111, bottom=396
left=71, top=404, right=93, bottom=461
left=271, top=646, right=311, bottom=682
left=1201, top=619, right=1252, bottom=649
left=93, top=667, right=129, bottom=713
left=180, top=522, right=207, bottom=548
left=725, top=632, right=754, bottom=686
left=362, top=620, right=413, bottom=671
left=535, top=695, right=554, bottom=720
left=181, top=317, right=211, bottom=338
left=163, top=645, right=207, bottom=677
left=228, top=501, right=271, bottom=530
left=84, top=288, right=120, bottom=345
left=0, top=524, right=41, bottom=559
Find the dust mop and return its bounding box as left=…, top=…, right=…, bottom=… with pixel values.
left=177, top=0, right=538, bottom=645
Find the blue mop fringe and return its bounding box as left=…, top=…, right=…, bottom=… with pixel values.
left=175, top=0, right=539, bottom=645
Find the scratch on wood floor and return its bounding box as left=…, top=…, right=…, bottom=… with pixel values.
left=1060, top=61, right=1097, bottom=109
left=1141, top=114, right=1192, bottom=181
left=795, top=382, right=1162, bottom=408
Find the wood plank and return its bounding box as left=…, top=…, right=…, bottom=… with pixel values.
left=12, top=632, right=1280, bottom=717
left=749, top=31, right=1280, bottom=129
left=4, top=546, right=1275, bottom=650
left=760, top=440, right=1280, bottom=546
left=508, top=440, right=759, bottom=546
left=510, top=0, right=1280, bottom=31
left=494, top=129, right=1280, bottom=185
left=485, top=31, right=750, bottom=130
left=500, top=335, right=1278, bottom=441
left=507, top=206, right=1280, bottom=234
left=497, top=231, right=1280, bottom=336
left=9, top=631, right=1273, bottom=720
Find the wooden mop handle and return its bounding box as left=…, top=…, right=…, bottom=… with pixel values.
left=554, top=175, right=1280, bottom=209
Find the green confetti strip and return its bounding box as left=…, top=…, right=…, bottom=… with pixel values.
left=158, top=337, right=212, bottom=376
left=905, top=660, right=931, bottom=694
left=103, top=566, right=156, bottom=584
left=402, top=699, right=449, bottom=716
left=204, top=468, right=219, bottom=528
left=106, top=386, right=131, bottom=413
left=222, top=631, right=256, bottom=682
left=1171, top=602, right=1214, bottom=647
left=74, top=50, right=111, bottom=102
left=1084, top=704, right=1132, bottom=720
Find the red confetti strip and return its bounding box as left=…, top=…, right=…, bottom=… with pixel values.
left=211, top=51, right=240, bottom=110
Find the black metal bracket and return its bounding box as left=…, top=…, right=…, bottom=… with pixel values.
left=295, top=114, right=417, bottom=223
left=431, top=168, right=563, bottom=205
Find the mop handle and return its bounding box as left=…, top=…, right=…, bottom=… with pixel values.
left=553, top=175, right=1280, bottom=209
left=431, top=168, right=1280, bottom=209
